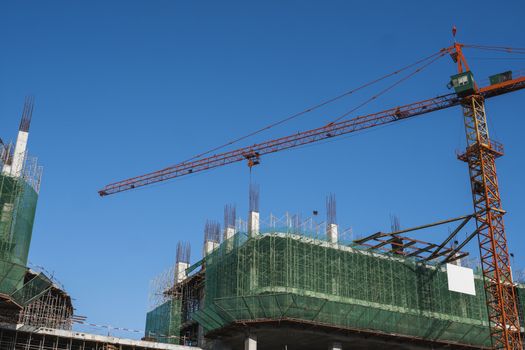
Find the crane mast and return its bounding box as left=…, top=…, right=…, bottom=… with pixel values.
left=453, top=43, right=522, bottom=349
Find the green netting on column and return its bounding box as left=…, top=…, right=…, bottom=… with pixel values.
left=196, top=232, right=497, bottom=347
left=0, top=174, right=38, bottom=267
left=145, top=299, right=182, bottom=344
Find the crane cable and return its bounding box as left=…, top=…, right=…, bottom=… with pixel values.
left=330, top=51, right=447, bottom=124
left=463, top=44, right=525, bottom=54
left=330, top=45, right=525, bottom=125
left=179, top=49, right=448, bottom=164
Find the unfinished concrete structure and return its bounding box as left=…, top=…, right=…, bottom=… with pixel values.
left=1, top=100, right=196, bottom=350
left=0, top=323, right=200, bottom=350
left=145, top=190, right=525, bottom=350
left=0, top=98, right=75, bottom=329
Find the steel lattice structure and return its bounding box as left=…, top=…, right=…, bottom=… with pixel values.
left=460, top=95, right=522, bottom=349
left=451, top=41, right=522, bottom=349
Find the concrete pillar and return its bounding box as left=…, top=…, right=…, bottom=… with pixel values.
left=224, top=226, right=235, bottom=241
left=248, top=211, right=259, bottom=237
left=203, top=240, right=219, bottom=257
left=10, top=131, right=28, bottom=178
left=224, top=226, right=235, bottom=252
left=327, top=223, right=338, bottom=243
left=329, top=342, right=342, bottom=350
left=175, top=262, right=189, bottom=283
left=244, top=334, right=257, bottom=350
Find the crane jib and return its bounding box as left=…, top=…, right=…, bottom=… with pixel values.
left=98, top=75, right=525, bottom=197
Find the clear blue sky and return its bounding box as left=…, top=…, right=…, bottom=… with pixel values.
left=1, top=0, right=524, bottom=338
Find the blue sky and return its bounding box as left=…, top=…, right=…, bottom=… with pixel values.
left=1, top=0, right=524, bottom=338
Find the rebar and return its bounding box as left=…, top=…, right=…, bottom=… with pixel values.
left=390, top=214, right=401, bottom=232
left=19, top=96, right=34, bottom=133
left=224, top=204, right=236, bottom=229
left=204, top=221, right=221, bottom=243
left=176, top=241, right=191, bottom=264
left=326, top=193, right=337, bottom=225
left=249, top=183, right=259, bottom=213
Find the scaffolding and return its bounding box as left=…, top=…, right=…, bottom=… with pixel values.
left=145, top=299, right=182, bottom=344
left=191, top=229, right=525, bottom=348
left=0, top=146, right=73, bottom=330
left=16, top=271, right=74, bottom=330
left=0, top=151, right=41, bottom=296
left=146, top=241, right=202, bottom=346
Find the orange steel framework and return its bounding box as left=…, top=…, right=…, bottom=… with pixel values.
left=453, top=43, right=522, bottom=350
left=98, top=71, right=525, bottom=197
left=99, top=42, right=525, bottom=349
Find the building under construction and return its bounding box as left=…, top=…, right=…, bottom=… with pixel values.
left=0, top=97, right=74, bottom=331
left=145, top=188, right=525, bottom=350
left=0, top=99, right=199, bottom=350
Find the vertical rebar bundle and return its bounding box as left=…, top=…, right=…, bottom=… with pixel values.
left=224, top=204, right=236, bottom=230
left=390, top=215, right=403, bottom=254
left=204, top=221, right=221, bottom=243
left=176, top=241, right=191, bottom=264
left=249, top=183, right=260, bottom=213
left=326, top=193, right=337, bottom=225
left=19, top=96, right=35, bottom=133
left=390, top=215, right=401, bottom=232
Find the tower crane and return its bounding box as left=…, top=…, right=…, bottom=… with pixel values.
left=99, top=42, right=525, bottom=349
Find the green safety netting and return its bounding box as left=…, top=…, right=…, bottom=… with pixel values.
left=0, top=174, right=38, bottom=267
left=0, top=173, right=51, bottom=310
left=10, top=272, right=53, bottom=307
left=145, top=299, right=182, bottom=344
left=0, top=259, right=27, bottom=296
left=191, top=232, right=525, bottom=348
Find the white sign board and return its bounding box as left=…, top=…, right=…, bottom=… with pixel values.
left=447, top=263, right=476, bottom=296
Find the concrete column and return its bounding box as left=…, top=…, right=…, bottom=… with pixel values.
left=327, top=223, right=338, bottom=243
left=248, top=211, right=259, bottom=238
left=329, top=342, right=342, bottom=350
left=224, top=227, right=235, bottom=252
left=10, top=131, right=28, bottom=178
left=175, top=262, right=189, bottom=283
left=224, top=226, right=235, bottom=241
left=244, top=334, right=257, bottom=350
left=203, top=240, right=219, bottom=257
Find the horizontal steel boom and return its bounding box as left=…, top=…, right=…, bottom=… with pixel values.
left=99, top=76, right=525, bottom=196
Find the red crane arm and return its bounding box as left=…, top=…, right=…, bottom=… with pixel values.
left=99, top=75, right=525, bottom=196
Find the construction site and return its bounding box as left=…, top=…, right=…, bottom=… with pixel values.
left=117, top=41, right=525, bottom=350
left=1, top=9, right=525, bottom=350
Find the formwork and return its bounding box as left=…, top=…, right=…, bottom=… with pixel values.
left=191, top=229, right=525, bottom=348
